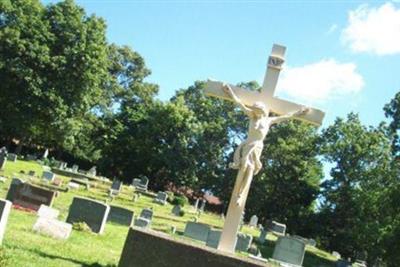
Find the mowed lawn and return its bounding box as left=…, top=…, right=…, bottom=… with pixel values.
left=0, top=160, right=336, bottom=267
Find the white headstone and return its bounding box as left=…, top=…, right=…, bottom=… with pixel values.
left=68, top=182, right=80, bottom=190
left=33, top=217, right=72, bottom=240
left=249, top=215, right=258, bottom=227
left=38, top=205, right=59, bottom=219
left=193, top=199, right=199, bottom=211
left=0, top=199, right=12, bottom=245
left=332, top=251, right=341, bottom=259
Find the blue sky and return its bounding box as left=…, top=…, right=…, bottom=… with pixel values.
left=43, top=0, right=400, bottom=128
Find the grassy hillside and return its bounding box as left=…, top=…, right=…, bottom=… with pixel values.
left=0, top=160, right=336, bottom=267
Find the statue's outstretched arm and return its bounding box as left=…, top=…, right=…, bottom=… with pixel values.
left=223, top=84, right=253, bottom=114
left=271, top=106, right=310, bottom=124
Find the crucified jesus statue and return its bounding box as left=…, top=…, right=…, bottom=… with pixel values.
left=222, top=84, right=310, bottom=205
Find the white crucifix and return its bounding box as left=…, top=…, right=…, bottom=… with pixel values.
left=203, top=44, right=325, bottom=253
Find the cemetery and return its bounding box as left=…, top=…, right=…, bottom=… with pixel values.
left=0, top=159, right=337, bottom=266
left=1, top=1, right=399, bottom=267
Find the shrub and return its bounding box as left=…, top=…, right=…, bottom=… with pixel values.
left=179, top=210, right=185, bottom=217
left=72, top=222, right=92, bottom=232
left=172, top=195, right=188, bottom=207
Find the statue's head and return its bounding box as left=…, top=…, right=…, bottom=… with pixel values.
left=252, top=102, right=268, bottom=116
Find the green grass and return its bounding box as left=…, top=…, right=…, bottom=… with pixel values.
left=0, top=160, right=336, bottom=267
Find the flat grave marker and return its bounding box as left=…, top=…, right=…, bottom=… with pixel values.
left=33, top=217, right=72, bottom=240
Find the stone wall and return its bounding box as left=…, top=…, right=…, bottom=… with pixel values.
left=119, top=227, right=271, bottom=267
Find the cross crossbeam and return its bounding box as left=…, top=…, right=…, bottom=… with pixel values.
left=204, top=44, right=325, bottom=126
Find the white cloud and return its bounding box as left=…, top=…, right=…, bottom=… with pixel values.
left=277, top=59, right=364, bottom=103
left=342, top=2, right=400, bottom=55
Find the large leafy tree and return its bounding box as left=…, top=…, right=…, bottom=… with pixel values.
left=0, top=0, right=113, bottom=160
left=318, top=113, right=393, bottom=264
left=99, top=97, right=200, bottom=189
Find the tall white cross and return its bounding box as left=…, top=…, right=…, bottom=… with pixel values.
left=203, top=44, right=325, bottom=253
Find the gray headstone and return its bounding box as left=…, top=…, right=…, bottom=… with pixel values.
left=249, top=215, right=258, bottom=228
left=272, top=236, right=306, bottom=267
left=134, top=217, right=151, bottom=228
left=336, top=259, right=351, bottom=267
left=87, top=166, right=97, bottom=176
left=155, top=191, right=168, bottom=205
left=171, top=205, right=181, bottom=216
left=183, top=222, right=210, bottom=242
left=133, top=176, right=149, bottom=192
left=171, top=226, right=177, bottom=234
left=206, top=229, right=222, bottom=249
left=72, top=164, right=79, bottom=173
left=132, top=178, right=141, bottom=187
left=7, top=153, right=17, bottom=162
left=33, top=217, right=72, bottom=240
left=0, top=199, right=12, bottom=245
left=199, top=199, right=206, bottom=212
left=270, top=221, right=286, bottom=236
left=111, top=180, right=122, bottom=192
left=42, top=171, right=55, bottom=182
left=235, top=233, right=253, bottom=252
left=8, top=182, right=56, bottom=211
left=6, top=178, right=24, bottom=202
left=308, top=238, right=316, bottom=247
left=38, top=205, right=59, bottom=219
left=108, top=205, right=134, bottom=226
left=140, top=208, right=153, bottom=221
left=66, top=197, right=110, bottom=234
left=0, top=147, right=7, bottom=170
left=258, top=229, right=268, bottom=244
left=26, top=154, right=37, bottom=161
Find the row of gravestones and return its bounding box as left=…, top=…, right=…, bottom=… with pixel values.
left=183, top=222, right=253, bottom=252
left=183, top=220, right=316, bottom=267
left=2, top=177, right=153, bottom=231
